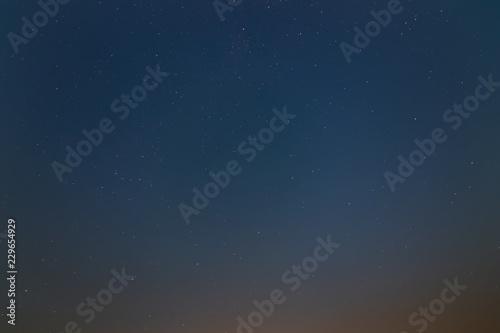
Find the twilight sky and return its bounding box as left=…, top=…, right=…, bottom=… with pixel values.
left=0, top=1, right=499, bottom=333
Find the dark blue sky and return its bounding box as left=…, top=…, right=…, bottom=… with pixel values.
left=1, top=1, right=499, bottom=332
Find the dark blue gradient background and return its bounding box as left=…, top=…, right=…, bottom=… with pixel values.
left=0, top=1, right=499, bottom=332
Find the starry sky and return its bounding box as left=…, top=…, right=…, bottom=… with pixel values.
left=1, top=0, right=499, bottom=332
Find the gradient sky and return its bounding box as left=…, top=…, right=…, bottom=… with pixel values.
left=1, top=0, right=499, bottom=332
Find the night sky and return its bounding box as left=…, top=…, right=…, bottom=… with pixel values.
left=1, top=0, right=499, bottom=332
